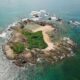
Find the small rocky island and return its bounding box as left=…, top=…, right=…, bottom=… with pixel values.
left=2, top=19, right=75, bottom=66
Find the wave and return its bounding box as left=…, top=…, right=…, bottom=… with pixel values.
left=0, top=22, right=18, bottom=39
left=30, top=10, right=48, bottom=18
left=69, top=20, right=80, bottom=25
left=51, top=16, right=58, bottom=21
left=31, top=17, right=41, bottom=21
left=21, top=18, right=28, bottom=21
left=0, top=32, right=6, bottom=38
left=30, top=10, right=60, bottom=21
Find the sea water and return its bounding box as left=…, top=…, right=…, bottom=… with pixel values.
left=0, top=0, right=80, bottom=80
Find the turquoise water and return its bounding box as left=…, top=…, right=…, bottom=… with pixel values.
left=0, top=0, right=80, bottom=80
left=0, top=0, right=80, bottom=27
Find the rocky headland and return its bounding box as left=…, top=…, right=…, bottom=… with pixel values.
left=2, top=19, right=75, bottom=66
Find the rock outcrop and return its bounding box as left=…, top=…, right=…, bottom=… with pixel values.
left=2, top=20, right=75, bottom=67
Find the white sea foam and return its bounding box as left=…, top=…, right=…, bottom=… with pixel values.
left=31, top=17, right=40, bottom=21
left=7, top=22, right=17, bottom=30
left=74, top=21, right=80, bottom=25
left=40, top=10, right=46, bottom=13
left=51, top=16, right=58, bottom=21
left=69, top=20, right=80, bottom=25
left=30, top=10, right=60, bottom=22
left=22, top=18, right=28, bottom=21
left=0, top=21, right=18, bottom=39
left=0, top=32, right=7, bottom=38
left=30, top=10, right=48, bottom=18
left=30, top=11, right=41, bottom=17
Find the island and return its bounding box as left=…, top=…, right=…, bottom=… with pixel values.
left=2, top=19, right=75, bottom=66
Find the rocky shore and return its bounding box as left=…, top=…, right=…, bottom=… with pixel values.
left=2, top=19, right=75, bottom=67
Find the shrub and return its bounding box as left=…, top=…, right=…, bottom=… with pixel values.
left=10, top=42, right=25, bottom=54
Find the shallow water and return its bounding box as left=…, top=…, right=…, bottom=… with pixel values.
left=0, top=0, right=80, bottom=80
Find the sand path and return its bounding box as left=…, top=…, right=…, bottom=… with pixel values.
left=33, top=25, right=55, bottom=50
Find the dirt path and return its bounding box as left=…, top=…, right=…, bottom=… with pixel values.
left=33, top=25, right=55, bottom=50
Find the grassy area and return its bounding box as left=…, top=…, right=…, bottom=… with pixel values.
left=10, top=42, right=25, bottom=54
left=22, top=30, right=47, bottom=49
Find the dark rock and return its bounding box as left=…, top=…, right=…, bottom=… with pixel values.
left=48, top=17, right=51, bottom=20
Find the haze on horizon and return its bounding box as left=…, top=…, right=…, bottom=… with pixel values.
left=0, top=0, right=80, bottom=11
left=0, top=0, right=80, bottom=26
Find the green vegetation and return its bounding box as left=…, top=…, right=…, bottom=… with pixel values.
left=10, top=42, right=25, bottom=54
left=22, top=30, right=47, bottom=49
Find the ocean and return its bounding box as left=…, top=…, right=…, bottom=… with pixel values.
left=0, top=0, right=80, bottom=80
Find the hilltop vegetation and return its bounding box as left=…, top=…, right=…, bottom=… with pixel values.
left=22, top=30, right=47, bottom=49
left=8, top=28, right=47, bottom=54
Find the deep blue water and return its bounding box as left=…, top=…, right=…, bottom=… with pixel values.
left=0, top=0, right=80, bottom=80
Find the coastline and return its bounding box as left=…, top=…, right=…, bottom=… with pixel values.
left=1, top=17, right=75, bottom=67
